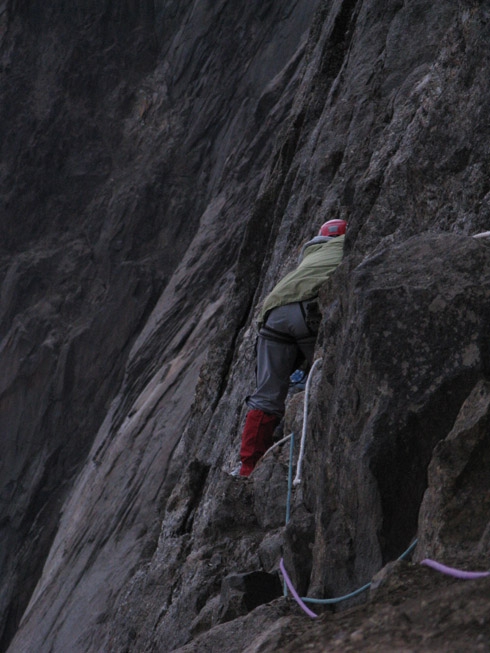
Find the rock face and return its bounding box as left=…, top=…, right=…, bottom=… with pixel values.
left=1, top=1, right=490, bottom=652
left=417, top=378, right=490, bottom=568
left=305, top=233, right=490, bottom=598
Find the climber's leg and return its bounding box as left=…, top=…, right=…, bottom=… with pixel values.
left=239, top=409, right=281, bottom=476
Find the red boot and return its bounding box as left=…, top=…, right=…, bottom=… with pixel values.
left=239, top=409, right=280, bottom=476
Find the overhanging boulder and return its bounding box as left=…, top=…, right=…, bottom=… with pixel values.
left=295, top=233, right=490, bottom=601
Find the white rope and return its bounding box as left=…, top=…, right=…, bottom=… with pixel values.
left=293, top=358, right=322, bottom=486
left=261, top=433, right=293, bottom=460
left=473, top=231, right=490, bottom=239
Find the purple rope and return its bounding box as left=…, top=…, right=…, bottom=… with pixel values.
left=279, top=558, right=318, bottom=619
left=281, top=556, right=489, bottom=621
left=421, top=559, right=490, bottom=580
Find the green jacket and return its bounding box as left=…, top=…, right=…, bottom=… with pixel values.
left=258, top=235, right=345, bottom=326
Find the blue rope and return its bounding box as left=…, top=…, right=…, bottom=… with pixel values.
left=283, top=420, right=417, bottom=605
left=281, top=371, right=419, bottom=607
left=286, top=432, right=294, bottom=525
left=302, top=583, right=372, bottom=605
left=300, top=538, right=418, bottom=605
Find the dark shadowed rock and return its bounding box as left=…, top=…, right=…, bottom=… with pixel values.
left=417, top=378, right=490, bottom=568
left=1, top=0, right=319, bottom=649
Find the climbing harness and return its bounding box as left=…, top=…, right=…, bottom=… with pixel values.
left=280, top=357, right=490, bottom=618
left=289, top=368, right=308, bottom=390
left=301, top=299, right=322, bottom=334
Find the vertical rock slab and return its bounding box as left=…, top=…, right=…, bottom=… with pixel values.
left=301, top=234, right=490, bottom=600
left=2, top=0, right=320, bottom=651
left=417, top=379, right=490, bottom=567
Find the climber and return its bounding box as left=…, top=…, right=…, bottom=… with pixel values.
left=235, top=219, right=347, bottom=476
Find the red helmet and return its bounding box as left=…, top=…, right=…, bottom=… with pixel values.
left=319, top=219, right=347, bottom=237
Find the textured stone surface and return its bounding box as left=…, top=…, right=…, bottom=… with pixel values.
left=1, top=0, right=318, bottom=649
left=298, top=233, right=490, bottom=601
left=2, top=0, right=490, bottom=651
left=417, top=379, right=490, bottom=567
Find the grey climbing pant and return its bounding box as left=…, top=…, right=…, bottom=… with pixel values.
left=247, top=301, right=317, bottom=416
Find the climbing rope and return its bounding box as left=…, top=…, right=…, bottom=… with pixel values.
left=261, top=433, right=293, bottom=461
left=285, top=432, right=294, bottom=524
left=421, top=559, right=490, bottom=579
left=293, top=357, right=322, bottom=486
left=473, top=231, right=490, bottom=239
left=280, top=558, right=318, bottom=619
left=280, top=358, right=489, bottom=619
left=281, top=547, right=490, bottom=619
left=280, top=540, right=418, bottom=618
